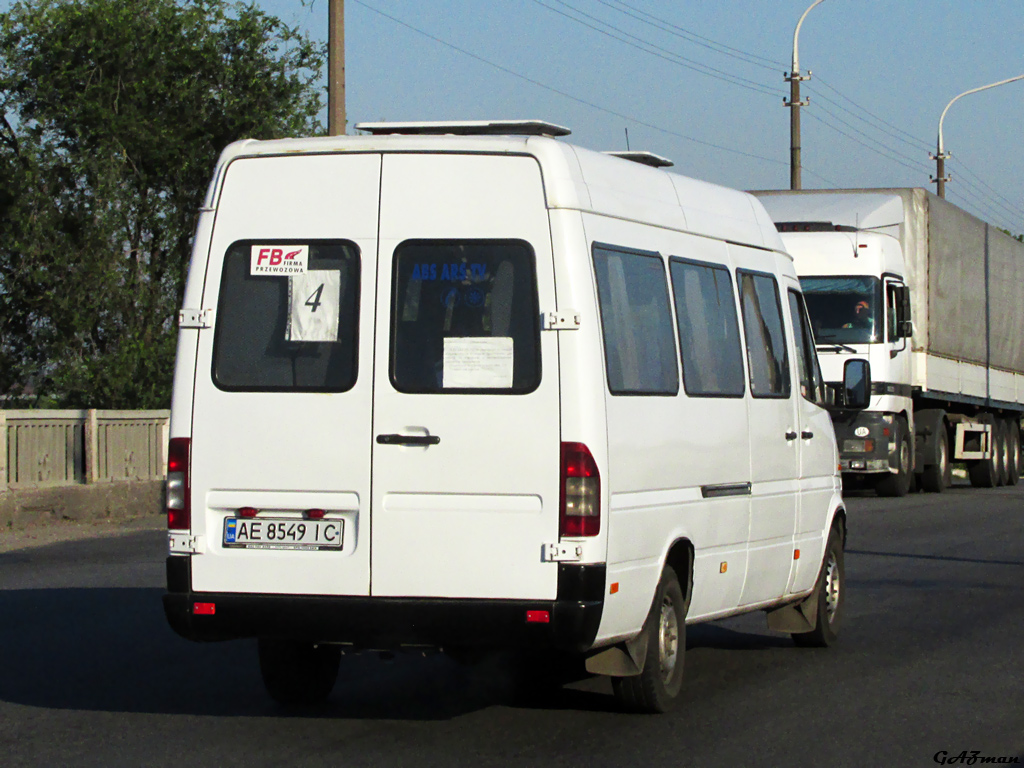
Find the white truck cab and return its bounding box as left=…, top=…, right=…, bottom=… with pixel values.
left=164, top=121, right=850, bottom=712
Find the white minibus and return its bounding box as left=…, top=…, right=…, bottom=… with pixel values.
left=163, top=120, right=856, bottom=713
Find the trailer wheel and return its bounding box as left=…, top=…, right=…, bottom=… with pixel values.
left=611, top=565, right=686, bottom=714
left=793, top=523, right=845, bottom=648
left=968, top=415, right=999, bottom=488
left=1007, top=421, right=1021, bottom=486
left=258, top=638, right=340, bottom=707
left=996, top=420, right=1011, bottom=487
left=920, top=423, right=950, bottom=493
left=875, top=422, right=911, bottom=497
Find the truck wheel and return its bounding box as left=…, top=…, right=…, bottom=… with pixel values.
left=793, top=523, right=844, bottom=648
left=1007, top=421, right=1021, bottom=486
left=920, top=423, right=950, bottom=493
left=969, top=416, right=999, bottom=488
left=875, top=424, right=911, bottom=497
left=996, top=421, right=1010, bottom=487
left=611, top=566, right=686, bottom=714
left=258, top=638, right=340, bottom=707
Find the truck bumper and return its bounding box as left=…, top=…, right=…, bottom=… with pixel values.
left=162, top=556, right=604, bottom=654
left=832, top=411, right=897, bottom=474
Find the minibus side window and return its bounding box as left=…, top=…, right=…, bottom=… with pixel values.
left=669, top=258, right=745, bottom=397
left=592, top=245, right=679, bottom=396
left=738, top=271, right=791, bottom=399
left=212, top=241, right=359, bottom=392
left=788, top=289, right=825, bottom=404
left=390, top=239, right=540, bottom=394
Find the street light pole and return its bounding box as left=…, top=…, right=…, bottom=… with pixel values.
left=328, top=0, right=346, bottom=136
left=931, top=74, right=1024, bottom=198
left=785, top=0, right=826, bottom=190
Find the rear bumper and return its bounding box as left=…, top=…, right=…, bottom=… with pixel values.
left=163, top=556, right=604, bottom=653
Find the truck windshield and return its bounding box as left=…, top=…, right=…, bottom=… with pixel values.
left=799, top=276, right=882, bottom=344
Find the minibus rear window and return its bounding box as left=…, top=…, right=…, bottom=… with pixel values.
left=390, top=240, right=540, bottom=394
left=212, top=241, right=360, bottom=392
left=593, top=245, right=679, bottom=396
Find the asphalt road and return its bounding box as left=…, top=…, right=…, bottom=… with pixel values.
left=1, top=484, right=1022, bottom=767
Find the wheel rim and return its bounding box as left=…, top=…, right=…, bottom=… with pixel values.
left=658, top=594, right=680, bottom=682
left=900, top=438, right=910, bottom=475
left=823, top=550, right=841, bottom=624
left=938, top=437, right=947, bottom=475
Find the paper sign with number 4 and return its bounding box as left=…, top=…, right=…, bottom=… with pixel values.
left=288, top=270, right=341, bottom=342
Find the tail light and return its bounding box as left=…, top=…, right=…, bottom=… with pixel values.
left=560, top=442, right=600, bottom=537
left=167, top=437, right=191, bottom=530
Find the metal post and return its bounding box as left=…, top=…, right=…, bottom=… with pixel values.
left=787, top=74, right=805, bottom=190
left=785, top=1, right=826, bottom=190
left=931, top=74, right=1024, bottom=198
left=328, top=0, right=346, bottom=136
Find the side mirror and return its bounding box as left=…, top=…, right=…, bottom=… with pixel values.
left=843, top=359, right=871, bottom=410
left=895, top=285, right=912, bottom=337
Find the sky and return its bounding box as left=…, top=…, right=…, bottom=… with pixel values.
left=256, top=0, right=1023, bottom=234
left=2, top=0, right=1020, bottom=232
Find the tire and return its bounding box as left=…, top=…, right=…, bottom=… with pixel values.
left=996, top=420, right=1010, bottom=487
left=612, top=566, right=686, bottom=714
left=920, top=422, right=951, bottom=493
left=258, top=638, right=340, bottom=707
left=875, top=421, right=911, bottom=497
left=1007, top=421, right=1021, bottom=486
left=793, top=525, right=845, bottom=648
left=969, top=416, right=999, bottom=488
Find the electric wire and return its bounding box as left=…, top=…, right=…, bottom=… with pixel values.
left=528, top=0, right=784, bottom=98
left=350, top=0, right=789, bottom=168
left=812, top=77, right=933, bottom=153
left=593, top=0, right=786, bottom=72
left=352, top=0, right=1018, bottom=226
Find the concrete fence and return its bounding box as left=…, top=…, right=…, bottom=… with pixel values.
left=1, top=410, right=170, bottom=492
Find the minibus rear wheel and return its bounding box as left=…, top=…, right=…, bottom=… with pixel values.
left=611, top=565, right=686, bottom=714
left=258, top=637, right=340, bottom=707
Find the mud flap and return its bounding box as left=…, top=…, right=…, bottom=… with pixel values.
left=584, top=632, right=649, bottom=677
left=766, top=583, right=821, bottom=633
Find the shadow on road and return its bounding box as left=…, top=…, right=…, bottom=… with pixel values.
left=0, top=586, right=805, bottom=719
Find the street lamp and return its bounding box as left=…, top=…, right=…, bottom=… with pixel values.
left=931, top=74, right=1024, bottom=198
left=786, top=0, right=826, bottom=190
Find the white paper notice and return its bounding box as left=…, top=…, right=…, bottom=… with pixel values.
left=288, top=270, right=340, bottom=342
left=443, top=337, right=514, bottom=388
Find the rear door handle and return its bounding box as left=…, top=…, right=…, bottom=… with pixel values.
left=802, top=430, right=814, bottom=439
left=376, top=434, right=440, bottom=446
left=785, top=431, right=798, bottom=441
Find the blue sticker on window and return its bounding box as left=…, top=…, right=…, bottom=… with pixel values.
left=410, top=263, right=488, bottom=282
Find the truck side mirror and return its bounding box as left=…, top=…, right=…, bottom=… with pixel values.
left=895, top=285, right=912, bottom=337
left=843, top=359, right=871, bottom=409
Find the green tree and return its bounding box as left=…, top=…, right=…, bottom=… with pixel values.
left=0, top=0, right=325, bottom=407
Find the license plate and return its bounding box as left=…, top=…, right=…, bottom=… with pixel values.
left=223, top=517, right=343, bottom=550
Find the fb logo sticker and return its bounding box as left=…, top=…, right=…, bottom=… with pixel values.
left=251, top=245, right=308, bottom=275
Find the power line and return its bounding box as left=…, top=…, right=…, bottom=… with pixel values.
left=812, top=76, right=933, bottom=152
left=803, top=112, right=931, bottom=177
left=350, top=0, right=789, bottom=167
left=528, top=0, right=783, bottom=98
left=594, top=0, right=786, bottom=72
